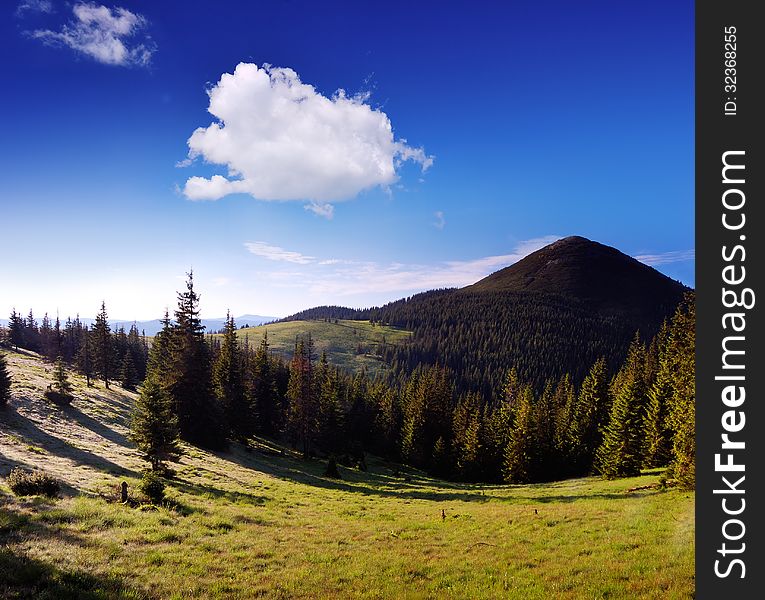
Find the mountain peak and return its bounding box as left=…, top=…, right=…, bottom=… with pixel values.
left=465, top=236, right=687, bottom=317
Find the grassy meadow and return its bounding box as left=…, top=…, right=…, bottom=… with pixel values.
left=0, top=350, right=694, bottom=599
left=230, top=319, right=412, bottom=376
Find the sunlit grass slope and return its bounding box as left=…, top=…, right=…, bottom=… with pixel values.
left=231, top=319, right=412, bottom=375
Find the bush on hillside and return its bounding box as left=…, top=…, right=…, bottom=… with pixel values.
left=7, top=467, right=60, bottom=497
left=138, top=471, right=165, bottom=504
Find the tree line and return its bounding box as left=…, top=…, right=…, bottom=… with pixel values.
left=1, top=278, right=694, bottom=489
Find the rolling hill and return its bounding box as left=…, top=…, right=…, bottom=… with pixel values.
left=283, top=237, right=689, bottom=395
left=228, top=319, right=412, bottom=376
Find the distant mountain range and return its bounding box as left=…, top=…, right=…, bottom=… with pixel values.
left=282, top=236, right=690, bottom=395
left=0, top=314, right=277, bottom=336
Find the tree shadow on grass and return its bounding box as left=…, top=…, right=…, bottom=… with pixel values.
left=61, top=403, right=132, bottom=448
left=0, top=499, right=150, bottom=600
left=200, top=440, right=661, bottom=505
left=0, top=404, right=138, bottom=481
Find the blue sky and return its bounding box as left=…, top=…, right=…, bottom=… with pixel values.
left=1, top=1, right=694, bottom=320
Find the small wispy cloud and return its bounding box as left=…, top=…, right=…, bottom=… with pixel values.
left=244, top=242, right=315, bottom=265
left=245, top=235, right=559, bottom=297
left=16, top=0, right=54, bottom=16
left=433, top=211, right=446, bottom=230
left=304, top=202, right=335, bottom=219
left=635, top=249, right=695, bottom=266
left=29, top=3, right=155, bottom=67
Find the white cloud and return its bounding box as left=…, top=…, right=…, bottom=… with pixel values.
left=16, top=0, right=54, bottom=16
left=635, top=249, right=695, bottom=266
left=181, top=63, right=433, bottom=207
left=433, top=211, right=445, bottom=230
left=244, top=241, right=315, bottom=265
left=30, top=3, right=155, bottom=67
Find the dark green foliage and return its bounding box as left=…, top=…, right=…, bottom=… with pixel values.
left=120, top=350, right=139, bottom=391
left=249, top=332, right=281, bottom=436
left=596, top=335, right=648, bottom=478
left=167, top=272, right=226, bottom=449
left=131, top=377, right=180, bottom=472
left=0, top=351, right=11, bottom=406
left=138, top=471, right=166, bottom=504
left=286, top=336, right=319, bottom=456
left=92, top=302, right=113, bottom=389
left=324, top=456, right=341, bottom=479
left=571, top=358, right=610, bottom=472
left=52, top=356, right=73, bottom=399
left=214, top=313, right=250, bottom=441
left=7, top=467, right=60, bottom=497
left=8, top=309, right=24, bottom=350
left=503, top=386, right=534, bottom=483
left=664, top=295, right=695, bottom=488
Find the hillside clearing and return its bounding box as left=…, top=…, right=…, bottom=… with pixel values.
left=230, top=319, right=412, bottom=376
left=0, top=350, right=694, bottom=599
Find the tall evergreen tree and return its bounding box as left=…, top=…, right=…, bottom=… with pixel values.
left=572, top=357, right=610, bottom=472
left=665, top=295, right=695, bottom=488
left=214, top=312, right=250, bottom=441
left=167, top=272, right=226, bottom=449
left=92, top=301, right=113, bottom=388
left=120, top=350, right=139, bottom=391
left=286, top=336, right=318, bottom=456
left=503, top=385, right=535, bottom=483
left=596, top=334, right=648, bottom=478
left=52, top=356, right=73, bottom=397
left=8, top=309, right=24, bottom=350
left=250, top=331, right=281, bottom=436
left=76, top=327, right=94, bottom=387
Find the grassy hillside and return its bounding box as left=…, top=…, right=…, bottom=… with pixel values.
left=0, top=350, right=694, bottom=599
left=231, top=319, right=412, bottom=376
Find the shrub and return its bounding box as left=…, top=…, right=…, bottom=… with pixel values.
left=7, top=467, right=60, bottom=497
left=138, top=471, right=165, bottom=504
left=44, top=389, right=73, bottom=406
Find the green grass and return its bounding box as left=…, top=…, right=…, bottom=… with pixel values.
left=1, top=444, right=694, bottom=599
left=0, top=348, right=694, bottom=599
left=231, top=319, right=412, bottom=376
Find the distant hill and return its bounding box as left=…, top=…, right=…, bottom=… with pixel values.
left=228, top=319, right=412, bottom=377
left=283, top=236, right=689, bottom=395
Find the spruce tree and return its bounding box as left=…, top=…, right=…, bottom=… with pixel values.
left=120, top=350, right=139, bottom=391
left=596, top=334, right=648, bottom=478
left=665, top=295, right=695, bottom=488
left=572, top=357, right=610, bottom=473
left=8, top=309, right=24, bottom=350
left=503, top=386, right=535, bottom=483
left=76, top=327, right=93, bottom=387
left=316, top=354, right=343, bottom=455
left=131, top=376, right=180, bottom=472
left=286, top=337, right=318, bottom=456
left=250, top=331, right=281, bottom=436
left=0, top=351, right=12, bottom=407
left=214, top=312, right=250, bottom=441
left=52, top=356, right=73, bottom=398
left=92, top=301, right=113, bottom=388
left=167, top=272, right=226, bottom=449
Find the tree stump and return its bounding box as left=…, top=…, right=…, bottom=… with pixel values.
left=121, top=481, right=128, bottom=503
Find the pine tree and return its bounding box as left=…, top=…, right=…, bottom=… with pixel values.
left=214, top=312, right=250, bottom=441
left=53, top=356, right=73, bottom=398
left=665, top=295, right=695, bottom=488
left=452, top=391, right=482, bottom=479
left=120, top=350, right=139, bottom=391
left=596, top=334, right=648, bottom=478
left=286, top=336, right=318, bottom=456
left=250, top=331, right=281, bottom=436
left=503, top=386, right=535, bottom=483
left=131, top=376, right=180, bottom=472
left=76, top=327, right=93, bottom=387
left=316, top=354, right=344, bottom=455
left=572, top=357, right=610, bottom=473
left=167, top=272, right=226, bottom=449
left=8, top=309, right=24, bottom=350
left=0, top=351, right=12, bottom=407
left=92, top=301, right=113, bottom=388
